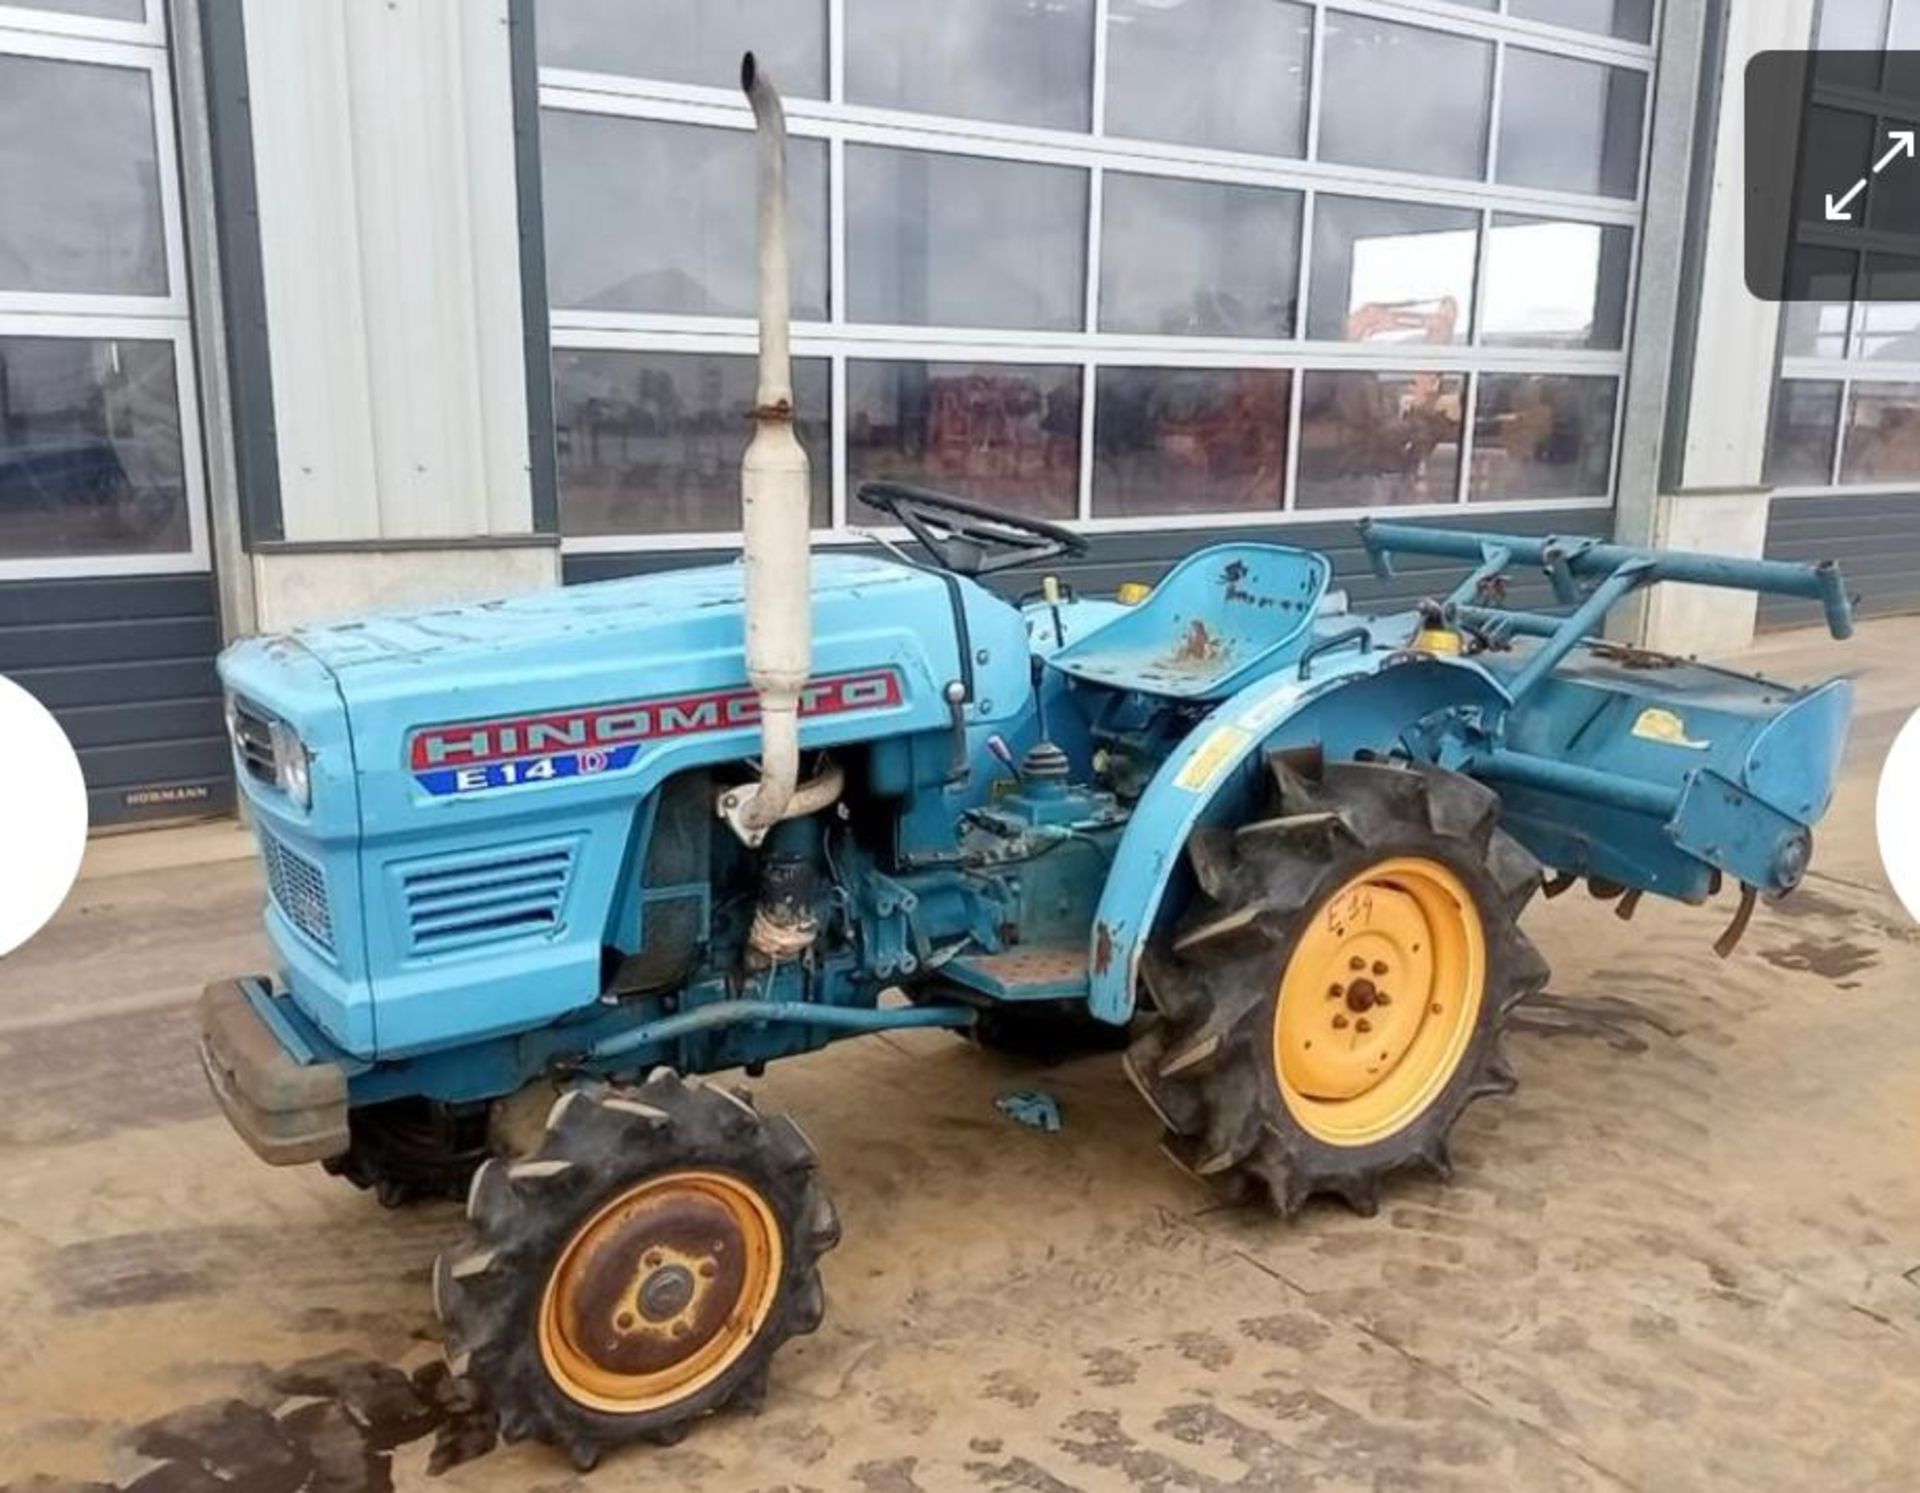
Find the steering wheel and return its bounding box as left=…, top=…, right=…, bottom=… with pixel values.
left=856, top=480, right=1090, bottom=577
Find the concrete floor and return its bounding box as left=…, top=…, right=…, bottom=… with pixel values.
left=3, top=620, right=1919, bottom=1492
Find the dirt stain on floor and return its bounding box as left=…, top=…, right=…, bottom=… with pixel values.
left=9, top=1356, right=496, bottom=1493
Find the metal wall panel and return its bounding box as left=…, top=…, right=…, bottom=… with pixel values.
left=241, top=0, right=533, bottom=543
left=1761, top=494, right=1920, bottom=631
left=563, top=509, right=1613, bottom=616
left=0, top=574, right=233, bottom=826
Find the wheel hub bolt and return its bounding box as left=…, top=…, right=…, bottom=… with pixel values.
left=1355, top=1017, right=1373, bottom=1034
left=1374, top=991, right=1392, bottom=1007
left=1329, top=983, right=1344, bottom=999
left=1332, top=1014, right=1349, bottom=1029
left=1372, top=960, right=1389, bottom=976
left=1349, top=955, right=1366, bottom=971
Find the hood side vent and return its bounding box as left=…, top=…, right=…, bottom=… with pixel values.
left=401, top=841, right=577, bottom=957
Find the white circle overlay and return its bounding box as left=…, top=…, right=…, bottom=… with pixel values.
left=1876, top=708, right=1920, bottom=925
left=0, top=674, right=88, bottom=957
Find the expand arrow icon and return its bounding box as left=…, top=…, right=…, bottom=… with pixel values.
left=1825, top=129, right=1915, bottom=221
left=1827, top=179, right=1867, bottom=221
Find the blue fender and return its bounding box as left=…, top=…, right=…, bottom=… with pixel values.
left=1085, top=653, right=1511, bottom=1022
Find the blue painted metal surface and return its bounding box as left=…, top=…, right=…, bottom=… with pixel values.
left=208, top=524, right=1858, bottom=1126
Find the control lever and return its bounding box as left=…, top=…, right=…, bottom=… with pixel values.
left=943, top=680, right=969, bottom=786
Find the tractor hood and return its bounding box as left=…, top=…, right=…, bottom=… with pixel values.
left=223, top=548, right=1040, bottom=845
left=242, top=556, right=1007, bottom=802
left=219, top=552, right=1033, bottom=1060
left=287, top=554, right=916, bottom=676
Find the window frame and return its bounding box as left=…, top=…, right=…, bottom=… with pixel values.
left=1768, top=0, right=1920, bottom=497
left=0, top=7, right=209, bottom=581
left=542, top=0, right=1656, bottom=553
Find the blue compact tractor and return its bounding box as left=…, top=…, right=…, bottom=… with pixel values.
left=196, top=58, right=1858, bottom=1468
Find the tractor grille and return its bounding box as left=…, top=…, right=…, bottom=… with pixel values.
left=231, top=697, right=279, bottom=786
left=260, top=829, right=333, bottom=951
left=401, top=843, right=575, bottom=957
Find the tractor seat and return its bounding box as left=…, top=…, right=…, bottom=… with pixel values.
left=1048, top=542, right=1332, bottom=701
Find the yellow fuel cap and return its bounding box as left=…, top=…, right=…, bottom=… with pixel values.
left=1116, top=581, right=1152, bottom=605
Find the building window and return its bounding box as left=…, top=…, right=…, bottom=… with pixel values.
left=0, top=10, right=203, bottom=581
left=847, top=361, right=1081, bottom=520
left=537, top=0, right=1648, bottom=545
left=1767, top=380, right=1845, bottom=487
left=1318, top=15, right=1493, bottom=182
left=1495, top=49, right=1646, bottom=199
left=845, top=148, right=1087, bottom=331
left=1469, top=373, right=1617, bottom=500
left=1482, top=215, right=1633, bottom=350
left=1766, top=0, right=1920, bottom=492
left=542, top=113, right=830, bottom=319
left=554, top=350, right=831, bottom=536
left=1100, top=175, right=1301, bottom=339
left=0, top=53, right=166, bottom=296
left=537, top=0, right=829, bottom=96
left=1842, top=381, right=1920, bottom=483
left=1509, top=0, right=1654, bottom=43
left=0, top=336, right=187, bottom=558
left=1307, top=197, right=1477, bottom=345
left=1296, top=371, right=1465, bottom=510
left=845, top=0, right=1095, bottom=131
left=1103, top=0, right=1312, bottom=158
left=1093, top=367, right=1292, bottom=519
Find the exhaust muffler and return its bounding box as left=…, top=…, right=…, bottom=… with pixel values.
left=720, top=53, right=835, bottom=847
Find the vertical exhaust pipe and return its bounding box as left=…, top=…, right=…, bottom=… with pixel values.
left=721, top=54, right=820, bottom=845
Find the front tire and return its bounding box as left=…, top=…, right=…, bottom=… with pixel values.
left=433, top=1072, right=839, bottom=1468
left=1126, top=755, right=1549, bottom=1217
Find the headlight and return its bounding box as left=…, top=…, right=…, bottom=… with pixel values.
left=269, top=720, right=312, bottom=809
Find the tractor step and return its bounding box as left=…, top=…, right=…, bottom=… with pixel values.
left=940, top=946, right=1090, bottom=1002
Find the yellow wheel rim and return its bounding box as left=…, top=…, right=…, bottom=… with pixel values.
left=538, top=1169, right=782, bottom=1414
left=1273, top=856, right=1486, bottom=1148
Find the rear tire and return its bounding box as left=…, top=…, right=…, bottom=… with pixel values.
left=433, top=1072, right=838, bottom=1469
left=1126, top=755, right=1548, bottom=1217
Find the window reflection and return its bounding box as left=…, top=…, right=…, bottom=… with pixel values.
left=0, top=338, right=188, bottom=559
left=848, top=361, right=1081, bottom=520
left=1843, top=383, right=1920, bottom=482
left=1104, top=0, right=1310, bottom=157
left=536, top=0, right=827, bottom=95
left=1469, top=374, right=1615, bottom=500
left=21, top=1, right=147, bottom=17
left=1497, top=50, right=1645, bottom=199
left=847, top=147, right=1086, bottom=331
left=1855, top=256, right=1920, bottom=360
left=0, top=55, right=166, bottom=296
left=541, top=113, right=829, bottom=319
left=554, top=351, right=830, bottom=537
left=1766, top=381, right=1843, bottom=487
left=1308, top=198, right=1476, bottom=345
left=1508, top=0, right=1653, bottom=43
left=1093, top=368, right=1291, bottom=517
left=846, top=0, right=1094, bottom=130
left=1781, top=247, right=1858, bottom=359
left=1296, top=371, right=1463, bottom=509
left=1483, top=216, right=1632, bottom=350
left=1319, top=15, right=1492, bottom=182
left=1101, top=175, right=1300, bottom=338
left=1815, top=0, right=1889, bottom=91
